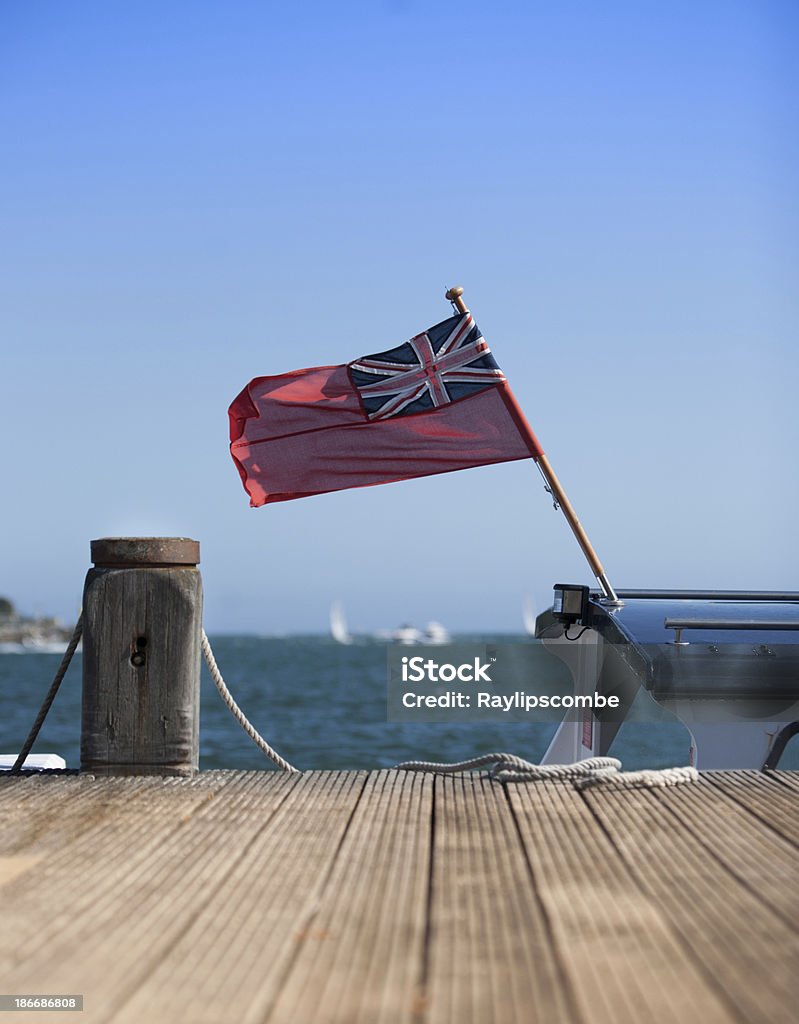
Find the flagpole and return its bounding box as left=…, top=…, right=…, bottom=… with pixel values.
left=445, top=285, right=621, bottom=605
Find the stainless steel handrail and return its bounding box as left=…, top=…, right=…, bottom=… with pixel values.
left=614, top=590, right=799, bottom=602
left=664, top=618, right=799, bottom=631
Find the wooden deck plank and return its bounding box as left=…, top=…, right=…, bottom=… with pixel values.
left=0, top=773, right=218, bottom=858
left=0, top=774, right=133, bottom=855
left=0, top=769, right=796, bottom=1024
left=508, top=779, right=733, bottom=1024
left=424, top=773, right=574, bottom=1024
left=0, top=854, right=43, bottom=888
left=770, top=769, right=799, bottom=795
left=0, top=772, right=235, bottom=940
left=0, top=771, right=297, bottom=1023
left=702, top=770, right=799, bottom=847
left=264, top=769, right=433, bottom=1024
left=578, top=775, right=799, bottom=1024
left=108, top=770, right=367, bottom=1024
left=645, top=772, right=798, bottom=924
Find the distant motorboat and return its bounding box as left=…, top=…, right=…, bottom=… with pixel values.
left=423, top=621, right=450, bottom=644
left=329, top=603, right=450, bottom=645
left=391, top=621, right=450, bottom=645
left=391, top=624, right=423, bottom=645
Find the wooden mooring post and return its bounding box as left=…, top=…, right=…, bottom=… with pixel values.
left=80, top=537, right=202, bottom=776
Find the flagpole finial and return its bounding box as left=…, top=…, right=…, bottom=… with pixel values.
left=445, top=285, right=468, bottom=314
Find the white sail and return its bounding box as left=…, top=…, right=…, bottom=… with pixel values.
left=523, top=594, right=537, bottom=636
left=329, top=600, right=353, bottom=645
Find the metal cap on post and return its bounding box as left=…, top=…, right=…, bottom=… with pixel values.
left=90, top=537, right=200, bottom=568
left=81, top=537, right=203, bottom=777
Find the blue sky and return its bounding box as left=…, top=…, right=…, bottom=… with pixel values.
left=1, top=1, right=796, bottom=633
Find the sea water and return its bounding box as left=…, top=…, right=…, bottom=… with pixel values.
left=3, top=636, right=795, bottom=772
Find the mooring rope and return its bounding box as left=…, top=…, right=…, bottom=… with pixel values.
left=575, top=765, right=698, bottom=789
left=201, top=630, right=300, bottom=773
left=10, top=622, right=692, bottom=787
left=394, top=752, right=698, bottom=788
left=11, top=614, right=84, bottom=775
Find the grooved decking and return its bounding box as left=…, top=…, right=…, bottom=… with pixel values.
left=0, top=770, right=796, bottom=1024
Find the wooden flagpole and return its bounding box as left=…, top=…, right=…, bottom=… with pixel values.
left=445, top=285, right=621, bottom=605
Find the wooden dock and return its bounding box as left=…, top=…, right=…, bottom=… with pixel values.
left=1, top=769, right=797, bottom=1023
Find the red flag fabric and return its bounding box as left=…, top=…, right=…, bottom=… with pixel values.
left=229, top=312, right=543, bottom=507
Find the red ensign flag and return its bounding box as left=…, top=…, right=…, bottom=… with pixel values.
left=229, top=311, right=543, bottom=507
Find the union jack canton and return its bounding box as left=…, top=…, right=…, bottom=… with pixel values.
left=348, top=313, right=506, bottom=421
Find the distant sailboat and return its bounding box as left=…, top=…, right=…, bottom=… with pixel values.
left=329, top=600, right=353, bottom=645
left=522, top=595, right=537, bottom=636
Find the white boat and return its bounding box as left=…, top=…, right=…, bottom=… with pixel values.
left=391, top=624, right=423, bottom=645
left=0, top=754, right=66, bottom=771
left=330, top=603, right=450, bottom=645
left=537, top=587, right=799, bottom=770
left=389, top=621, right=450, bottom=645
left=423, top=621, right=450, bottom=644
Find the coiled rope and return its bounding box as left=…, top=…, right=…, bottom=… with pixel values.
left=394, top=752, right=698, bottom=788
left=201, top=630, right=299, bottom=773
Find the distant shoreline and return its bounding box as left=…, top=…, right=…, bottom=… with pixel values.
left=0, top=606, right=73, bottom=649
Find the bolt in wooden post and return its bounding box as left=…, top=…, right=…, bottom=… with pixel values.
left=81, top=537, right=202, bottom=776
